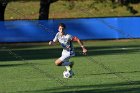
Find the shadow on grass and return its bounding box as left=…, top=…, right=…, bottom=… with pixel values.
left=0, top=44, right=140, bottom=61
left=20, top=81, right=140, bottom=93
left=0, top=62, right=40, bottom=67
left=0, top=63, right=26, bottom=67
left=85, top=70, right=140, bottom=76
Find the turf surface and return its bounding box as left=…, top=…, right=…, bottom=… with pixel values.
left=0, top=39, right=140, bottom=93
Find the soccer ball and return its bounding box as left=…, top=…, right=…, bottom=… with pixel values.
left=63, top=71, right=71, bottom=78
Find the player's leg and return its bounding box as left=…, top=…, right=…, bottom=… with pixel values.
left=55, top=58, right=72, bottom=66
left=63, top=56, right=74, bottom=71
left=62, top=56, right=75, bottom=77
left=55, top=50, right=70, bottom=66
left=55, top=52, right=73, bottom=71
left=55, top=50, right=74, bottom=77
left=55, top=56, right=74, bottom=77
left=62, top=50, right=75, bottom=70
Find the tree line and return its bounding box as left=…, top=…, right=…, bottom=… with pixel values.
left=0, top=0, right=52, bottom=21
left=0, top=0, right=139, bottom=21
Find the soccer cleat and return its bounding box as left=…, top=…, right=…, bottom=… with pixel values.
left=69, top=70, right=74, bottom=78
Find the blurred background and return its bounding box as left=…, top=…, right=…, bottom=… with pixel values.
left=0, top=0, right=140, bottom=20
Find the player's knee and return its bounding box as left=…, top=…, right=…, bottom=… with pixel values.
left=55, top=60, right=62, bottom=66
left=55, top=62, right=59, bottom=66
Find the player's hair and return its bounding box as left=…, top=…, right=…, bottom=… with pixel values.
left=58, top=23, right=66, bottom=29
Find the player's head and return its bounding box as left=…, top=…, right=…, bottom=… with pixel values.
left=58, top=23, right=66, bottom=33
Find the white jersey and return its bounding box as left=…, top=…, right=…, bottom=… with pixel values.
left=53, top=32, right=75, bottom=61
left=53, top=32, right=74, bottom=51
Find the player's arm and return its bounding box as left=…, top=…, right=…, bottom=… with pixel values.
left=72, top=36, right=87, bottom=55
left=49, top=41, right=56, bottom=45
left=49, top=33, right=58, bottom=45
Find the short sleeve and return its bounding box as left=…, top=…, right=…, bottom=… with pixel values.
left=67, top=34, right=73, bottom=41
left=53, top=32, right=59, bottom=42
left=72, top=36, right=79, bottom=41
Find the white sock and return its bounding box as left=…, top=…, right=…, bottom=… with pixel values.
left=65, top=66, right=71, bottom=71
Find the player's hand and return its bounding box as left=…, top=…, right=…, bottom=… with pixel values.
left=82, top=48, right=87, bottom=55
left=49, top=41, right=54, bottom=45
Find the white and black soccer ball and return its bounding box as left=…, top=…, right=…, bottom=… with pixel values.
left=63, top=71, right=71, bottom=78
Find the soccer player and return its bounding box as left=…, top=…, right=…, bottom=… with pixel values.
left=49, top=23, right=87, bottom=77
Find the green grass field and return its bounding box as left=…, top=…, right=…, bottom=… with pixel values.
left=0, top=39, right=140, bottom=93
